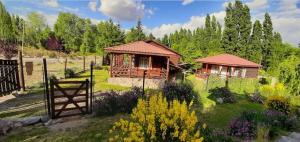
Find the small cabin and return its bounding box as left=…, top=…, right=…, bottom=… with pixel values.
left=195, top=54, right=261, bottom=78
left=105, top=40, right=181, bottom=88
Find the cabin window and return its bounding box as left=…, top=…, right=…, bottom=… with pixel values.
left=139, top=56, right=149, bottom=69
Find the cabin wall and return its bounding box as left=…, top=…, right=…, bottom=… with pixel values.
left=245, top=67, right=259, bottom=78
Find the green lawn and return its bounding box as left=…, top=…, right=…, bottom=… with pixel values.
left=187, top=75, right=264, bottom=129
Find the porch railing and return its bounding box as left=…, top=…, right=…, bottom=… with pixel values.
left=111, top=65, right=167, bottom=79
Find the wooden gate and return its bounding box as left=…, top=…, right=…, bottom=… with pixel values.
left=0, top=59, right=20, bottom=96
left=49, top=79, right=91, bottom=119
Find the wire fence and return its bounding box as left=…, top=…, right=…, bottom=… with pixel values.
left=22, top=55, right=103, bottom=89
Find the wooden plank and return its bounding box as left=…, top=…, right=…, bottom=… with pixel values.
left=54, top=99, right=86, bottom=105
left=53, top=94, right=87, bottom=98
left=55, top=80, right=86, bottom=84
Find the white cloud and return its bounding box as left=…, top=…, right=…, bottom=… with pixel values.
left=145, top=11, right=225, bottom=39
left=99, top=0, right=149, bottom=21
left=44, top=0, right=59, bottom=8
left=88, top=0, right=97, bottom=12
left=182, top=0, right=194, bottom=5
left=246, top=0, right=268, bottom=10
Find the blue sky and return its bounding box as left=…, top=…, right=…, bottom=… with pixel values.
left=2, top=0, right=300, bottom=46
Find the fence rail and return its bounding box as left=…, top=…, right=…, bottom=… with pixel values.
left=0, top=59, right=20, bottom=96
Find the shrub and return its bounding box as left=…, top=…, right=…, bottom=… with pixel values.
left=94, top=87, right=143, bottom=116
left=259, top=77, right=268, bottom=85
left=109, top=94, right=203, bottom=141
left=162, top=82, right=196, bottom=103
left=248, top=91, right=264, bottom=104
left=263, top=109, right=297, bottom=130
left=65, top=68, right=76, bottom=78
left=208, top=87, right=236, bottom=103
left=265, top=95, right=291, bottom=114
left=229, top=118, right=256, bottom=139
left=198, top=124, right=233, bottom=142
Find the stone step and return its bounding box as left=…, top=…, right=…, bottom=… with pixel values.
left=289, top=132, right=300, bottom=140
left=276, top=133, right=300, bottom=142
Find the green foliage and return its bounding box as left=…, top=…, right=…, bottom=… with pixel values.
left=65, top=68, right=76, bottom=78
left=54, top=12, right=85, bottom=52
left=95, top=19, right=124, bottom=54
left=162, top=82, right=196, bottom=104
left=25, top=12, right=47, bottom=48
left=80, top=19, right=95, bottom=54
left=278, top=55, right=300, bottom=96
left=109, top=94, right=203, bottom=141
left=0, top=1, right=14, bottom=41
left=265, top=95, right=292, bottom=114
left=256, top=125, right=269, bottom=142
left=125, top=19, right=146, bottom=43
left=208, top=87, right=236, bottom=103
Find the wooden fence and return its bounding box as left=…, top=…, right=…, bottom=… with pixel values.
left=0, top=59, right=20, bottom=96
left=49, top=79, right=91, bottom=119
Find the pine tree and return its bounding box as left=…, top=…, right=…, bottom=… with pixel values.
left=162, top=34, right=169, bottom=46
left=0, top=1, right=14, bottom=41
left=147, top=33, right=155, bottom=40
left=249, top=20, right=263, bottom=63
left=239, top=5, right=252, bottom=58
left=205, top=14, right=212, bottom=39
left=221, top=2, right=238, bottom=54
left=125, top=19, right=146, bottom=43
left=262, top=12, right=273, bottom=70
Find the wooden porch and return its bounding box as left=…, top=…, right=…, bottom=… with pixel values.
left=109, top=53, right=170, bottom=80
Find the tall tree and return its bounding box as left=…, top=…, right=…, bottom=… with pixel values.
left=54, top=12, right=84, bottom=52
left=262, top=12, right=273, bottom=70
left=11, top=15, right=25, bottom=43
left=125, top=19, right=146, bottom=43
left=221, top=2, right=238, bottom=54
left=80, top=19, right=94, bottom=54
left=0, top=1, right=14, bottom=41
left=161, top=34, right=169, bottom=46
left=25, top=12, right=47, bottom=47
left=147, top=33, right=155, bottom=40
left=249, top=20, right=263, bottom=63
left=95, top=19, right=124, bottom=54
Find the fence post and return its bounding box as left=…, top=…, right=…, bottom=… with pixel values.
left=50, top=79, right=55, bottom=119
left=83, top=56, right=86, bottom=72
left=43, top=58, right=51, bottom=117
left=90, top=62, right=93, bottom=114
left=64, top=58, right=67, bottom=78
left=18, top=51, right=25, bottom=91
left=142, top=70, right=146, bottom=97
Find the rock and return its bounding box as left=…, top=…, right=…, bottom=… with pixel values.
left=20, top=116, right=41, bottom=126
left=216, top=98, right=223, bottom=104
left=0, top=119, right=13, bottom=135
left=289, top=132, right=300, bottom=140
left=44, top=119, right=53, bottom=126
left=12, top=121, right=23, bottom=128
left=40, top=116, right=50, bottom=123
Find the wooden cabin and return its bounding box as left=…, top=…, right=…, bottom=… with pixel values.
left=105, top=40, right=181, bottom=88
left=195, top=54, right=261, bottom=78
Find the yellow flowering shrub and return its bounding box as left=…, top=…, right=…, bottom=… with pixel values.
left=259, top=83, right=286, bottom=97
left=109, top=94, right=203, bottom=142
left=265, top=95, right=291, bottom=114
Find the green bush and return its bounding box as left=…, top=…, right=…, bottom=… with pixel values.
left=65, top=68, right=76, bottom=78
left=265, top=95, right=292, bottom=114
left=162, top=82, right=196, bottom=104
left=208, top=87, right=236, bottom=103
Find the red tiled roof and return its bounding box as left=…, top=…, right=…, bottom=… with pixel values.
left=105, top=40, right=181, bottom=57
left=195, top=54, right=262, bottom=68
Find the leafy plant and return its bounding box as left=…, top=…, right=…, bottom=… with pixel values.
left=0, top=40, right=18, bottom=59
left=229, top=118, right=256, bottom=139
left=109, top=94, right=203, bottom=141
left=247, top=91, right=264, bottom=104
left=208, top=87, right=236, bottom=103
left=256, top=124, right=269, bottom=142
left=65, top=68, right=76, bottom=78
left=94, top=87, right=143, bottom=116
left=162, top=82, right=196, bottom=104
left=265, top=95, right=291, bottom=114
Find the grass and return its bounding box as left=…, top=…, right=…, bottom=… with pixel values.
left=0, top=69, right=127, bottom=119
left=187, top=74, right=264, bottom=129
left=1, top=114, right=129, bottom=142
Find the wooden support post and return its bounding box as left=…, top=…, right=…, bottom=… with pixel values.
left=129, top=54, right=132, bottom=78
left=94, top=56, right=96, bottom=65
left=90, top=62, right=93, bottom=114
left=83, top=56, right=86, bottom=72
left=64, top=58, right=67, bottom=78
left=43, top=58, right=51, bottom=117
left=85, top=79, right=89, bottom=114
left=50, top=79, right=55, bottom=119
left=166, top=57, right=170, bottom=80
left=110, top=54, right=113, bottom=77
left=142, top=70, right=146, bottom=97
left=205, top=63, right=208, bottom=73
left=18, top=51, right=25, bottom=91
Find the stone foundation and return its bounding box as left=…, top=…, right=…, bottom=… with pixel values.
left=108, top=77, right=165, bottom=89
